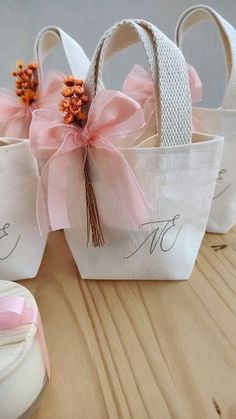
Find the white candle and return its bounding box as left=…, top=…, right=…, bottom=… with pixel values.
left=0, top=281, right=49, bottom=419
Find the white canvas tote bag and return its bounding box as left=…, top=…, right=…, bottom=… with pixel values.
left=0, top=27, right=89, bottom=281
left=176, top=5, right=236, bottom=233
left=63, top=19, right=224, bottom=280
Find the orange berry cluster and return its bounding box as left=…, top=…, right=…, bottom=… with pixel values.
left=59, top=76, right=89, bottom=125
left=12, top=60, right=39, bottom=105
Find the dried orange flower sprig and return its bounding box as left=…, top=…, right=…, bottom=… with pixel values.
left=59, top=75, right=104, bottom=247
left=11, top=60, right=39, bottom=105
left=59, top=76, right=89, bottom=126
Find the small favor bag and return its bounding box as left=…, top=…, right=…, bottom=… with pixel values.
left=0, top=27, right=89, bottom=281
left=31, top=19, right=223, bottom=280
left=66, top=20, right=224, bottom=279
left=176, top=5, right=236, bottom=233
left=0, top=138, right=46, bottom=281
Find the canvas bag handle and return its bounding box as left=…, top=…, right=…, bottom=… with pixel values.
left=175, top=5, right=236, bottom=110
left=34, top=26, right=90, bottom=81
left=86, top=19, right=192, bottom=147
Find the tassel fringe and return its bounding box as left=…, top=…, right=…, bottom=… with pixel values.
left=84, top=157, right=105, bottom=247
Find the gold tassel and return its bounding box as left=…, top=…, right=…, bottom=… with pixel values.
left=84, top=156, right=105, bottom=247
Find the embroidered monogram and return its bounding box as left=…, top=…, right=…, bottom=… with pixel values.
left=124, top=214, right=182, bottom=259
left=0, top=223, right=21, bottom=261
left=213, top=169, right=232, bottom=200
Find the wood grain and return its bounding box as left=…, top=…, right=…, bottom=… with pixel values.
left=20, top=229, right=236, bottom=419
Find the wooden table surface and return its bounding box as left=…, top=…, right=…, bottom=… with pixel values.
left=20, top=229, right=236, bottom=419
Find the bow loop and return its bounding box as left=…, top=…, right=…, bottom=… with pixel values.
left=123, top=64, right=205, bottom=134
left=37, top=69, right=65, bottom=108
left=123, top=63, right=203, bottom=120
left=85, top=90, right=146, bottom=147
left=187, top=64, right=202, bottom=104
left=0, top=70, right=64, bottom=138
left=0, top=296, right=25, bottom=330
left=123, top=64, right=155, bottom=122
left=0, top=295, right=50, bottom=378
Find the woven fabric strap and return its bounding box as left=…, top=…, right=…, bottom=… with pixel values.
left=34, top=26, right=90, bottom=80
left=86, top=19, right=192, bottom=147
left=175, top=5, right=236, bottom=110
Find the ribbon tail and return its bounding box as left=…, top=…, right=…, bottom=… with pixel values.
left=192, top=115, right=209, bottom=134
left=47, top=153, right=71, bottom=232
left=23, top=307, right=51, bottom=379
left=37, top=145, right=86, bottom=235
left=89, top=140, right=151, bottom=227
left=64, top=148, right=87, bottom=230
left=36, top=165, right=51, bottom=235
left=37, top=153, right=71, bottom=234
left=36, top=312, right=51, bottom=379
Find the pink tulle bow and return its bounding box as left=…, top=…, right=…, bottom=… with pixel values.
left=123, top=64, right=155, bottom=121
left=123, top=63, right=203, bottom=124
left=187, top=64, right=202, bottom=104
left=0, top=295, right=50, bottom=378
left=30, top=89, right=150, bottom=235
left=0, top=70, right=64, bottom=138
